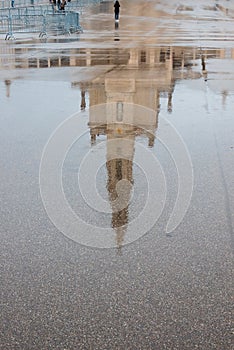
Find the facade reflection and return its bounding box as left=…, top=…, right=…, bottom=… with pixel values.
left=1, top=45, right=233, bottom=70
left=1, top=45, right=234, bottom=101
left=81, top=46, right=215, bottom=248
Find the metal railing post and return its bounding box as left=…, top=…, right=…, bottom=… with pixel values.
left=5, top=14, right=13, bottom=39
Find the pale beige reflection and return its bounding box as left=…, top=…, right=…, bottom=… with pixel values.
left=88, top=103, right=158, bottom=251
left=1, top=45, right=234, bottom=101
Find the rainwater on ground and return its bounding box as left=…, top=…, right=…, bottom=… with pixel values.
left=0, top=0, right=234, bottom=349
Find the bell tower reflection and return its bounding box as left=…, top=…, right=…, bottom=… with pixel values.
left=89, top=102, right=158, bottom=250
left=106, top=124, right=134, bottom=251
left=106, top=149, right=133, bottom=251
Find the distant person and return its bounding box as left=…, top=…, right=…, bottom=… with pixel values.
left=51, top=0, right=56, bottom=11
left=11, top=0, right=14, bottom=7
left=114, top=0, right=120, bottom=21
left=60, top=0, right=66, bottom=11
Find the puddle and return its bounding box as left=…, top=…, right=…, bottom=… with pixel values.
left=1, top=3, right=234, bottom=350
left=1, top=41, right=234, bottom=248
left=0, top=0, right=234, bottom=249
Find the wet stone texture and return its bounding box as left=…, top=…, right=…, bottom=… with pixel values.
left=0, top=0, right=234, bottom=349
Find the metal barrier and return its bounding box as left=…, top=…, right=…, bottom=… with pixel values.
left=0, top=0, right=48, bottom=9
left=0, top=0, right=100, bottom=9
left=0, top=10, right=82, bottom=38
left=0, top=1, right=100, bottom=15
left=0, top=0, right=101, bottom=38
left=0, top=5, right=64, bottom=16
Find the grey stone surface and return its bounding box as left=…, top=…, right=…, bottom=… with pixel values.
left=0, top=1, right=233, bottom=349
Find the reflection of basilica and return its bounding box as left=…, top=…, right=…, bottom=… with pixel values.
left=80, top=46, right=234, bottom=249
left=83, top=47, right=178, bottom=248
left=84, top=48, right=168, bottom=248
left=1, top=44, right=233, bottom=248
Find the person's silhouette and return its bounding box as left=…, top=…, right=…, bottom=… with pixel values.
left=114, top=0, right=120, bottom=21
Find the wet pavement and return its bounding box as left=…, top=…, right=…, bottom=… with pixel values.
left=0, top=0, right=234, bottom=349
